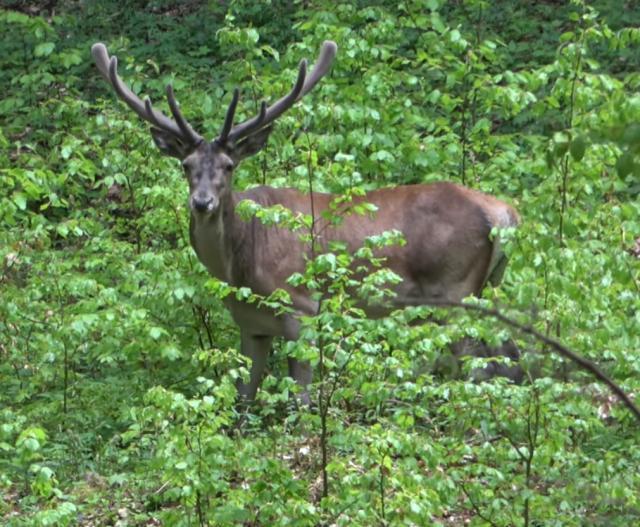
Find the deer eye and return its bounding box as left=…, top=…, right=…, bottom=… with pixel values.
left=224, top=161, right=234, bottom=172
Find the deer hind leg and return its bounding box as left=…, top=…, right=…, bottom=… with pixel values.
left=448, top=337, right=523, bottom=383
left=417, top=278, right=523, bottom=384
left=237, top=333, right=272, bottom=401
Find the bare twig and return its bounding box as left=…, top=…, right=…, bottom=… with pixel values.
left=460, top=482, right=501, bottom=527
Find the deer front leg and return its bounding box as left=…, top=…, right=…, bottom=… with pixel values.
left=237, top=332, right=272, bottom=401
left=288, top=357, right=312, bottom=406
left=283, top=314, right=312, bottom=406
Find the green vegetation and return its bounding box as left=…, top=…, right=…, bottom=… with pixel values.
left=2, top=0, right=639, bottom=525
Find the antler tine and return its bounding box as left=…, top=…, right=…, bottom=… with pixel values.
left=219, top=88, right=240, bottom=142
left=297, top=40, right=338, bottom=99
left=226, top=59, right=306, bottom=143
left=105, top=53, right=182, bottom=137
left=226, top=40, right=337, bottom=144
left=91, top=43, right=202, bottom=145
left=166, top=84, right=202, bottom=145
left=144, top=97, right=163, bottom=128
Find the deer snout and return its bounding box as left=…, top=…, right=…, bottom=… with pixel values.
left=191, top=196, right=218, bottom=213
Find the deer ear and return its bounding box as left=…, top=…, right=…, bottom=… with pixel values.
left=150, top=127, right=195, bottom=159
left=229, top=125, right=274, bottom=163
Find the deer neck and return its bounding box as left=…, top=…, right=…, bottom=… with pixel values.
left=189, top=193, right=246, bottom=285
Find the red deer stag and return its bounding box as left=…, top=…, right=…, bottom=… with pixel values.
left=91, top=41, right=519, bottom=403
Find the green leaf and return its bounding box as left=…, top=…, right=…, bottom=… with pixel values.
left=149, top=327, right=165, bottom=340
left=22, top=438, right=40, bottom=452
left=161, top=345, right=182, bottom=360
left=13, top=193, right=27, bottom=210
left=570, top=135, right=587, bottom=161
left=246, top=28, right=259, bottom=44
left=59, top=50, right=82, bottom=68
left=56, top=223, right=69, bottom=237
left=560, top=31, right=575, bottom=42
left=34, top=42, right=55, bottom=57
left=426, top=0, right=440, bottom=10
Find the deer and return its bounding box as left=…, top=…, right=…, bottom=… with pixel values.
left=91, top=41, right=519, bottom=404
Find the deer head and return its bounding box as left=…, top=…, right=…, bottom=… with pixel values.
left=91, top=42, right=337, bottom=216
